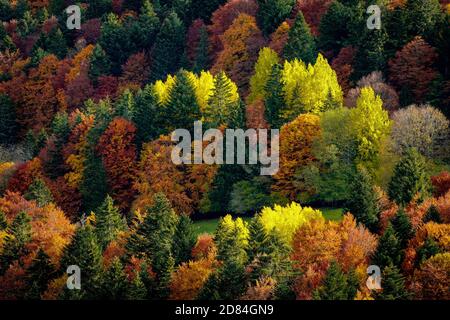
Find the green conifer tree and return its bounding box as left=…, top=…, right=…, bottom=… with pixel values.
left=376, top=264, right=411, bottom=300
left=24, top=179, right=54, bottom=207
left=172, top=215, right=196, bottom=266
left=59, top=225, right=103, bottom=299
left=0, top=211, right=32, bottom=275
left=284, top=12, right=317, bottom=64
left=264, top=64, right=285, bottom=129
left=372, top=223, right=402, bottom=268
left=0, top=94, right=17, bottom=144
left=256, top=0, right=296, bottom=35
left=150, top=12, right=185, bottom=81
left=95, top=195, right=126, bottom=251
left=25, top=248, right=56, bottom=299
left=388, top=148, right=430, bottom=206
left=165, top=70, right=201, bottom=133
left=345, top=166, right=379, bottom=233
left=391, top=208, right=414, bottom=249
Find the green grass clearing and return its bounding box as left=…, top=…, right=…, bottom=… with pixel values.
left=193, top=208, right=343, bottom=236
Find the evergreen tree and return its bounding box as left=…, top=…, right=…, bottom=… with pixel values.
left=376, top=264, right=411, bottom=300
left=264, top=63, right=285, bottom=129
left=204, top=71, right=242, bottom=129
left=150, top=12, right=185, bottom=81
left=353, top=28, right=388, bottom=79
left=99, top=14, right=132, bottom=74
left=114, top=89, right=135, bottom=120
left=404, top=0, right=443, bottom=40
left=95, top=195, right=126, bottom=251
left=190, top=0, right=226, bottom=22
left=345, top=166, right=379, bottom=233
left=128, top=1, right=160, bottom=52
left=88, top=44, right=111, bottom=83
left=32, top=27, right=67, bottom=59
left=172, top=215, right=196, bottom=266
left=24, top=178, right=54, bottom=207
left=49, top=0, right=66, bottom=16
left=134, top=85, right=165, bottom=148
left=126, top=270, right=147, bottom=300
left=0, top=211, right=7, bottom=231
left=388, top=148, right=430, bottom=206
left=198, top=259, right=247, bottom=300
left=416, top=237, right=442, bottom=267
left=283, top=12, right=317, bottom=64
left=86, top=0, right=112, bottom=19
left=318, top=1, right=361, bottom=56
left=256, top=0, right=296, bottom=35
left=81, top=150, right=108, bottom=213
left=125, top=193, right=178, bottom=298
left=60, top=225, right=103, bottom=299
left=423, top=205, right=442, bottom=223
left=192, top=25, right=209, bottom=73
left=165, top=70, right=201, bottom=133
left=0, top=211, right=32, bottom=275
left=0, top=94, right=17, bottom=144
left=199, top=215, right=249, bottom=299
left=313, top=261, right=353, bottom=300
left=25, top=248, right=56, bottom=299
left=98, top=258, right=129, bottom=299
left=391, top=208, right=414, bottom=249
left=372, top=223, right=402, bottom=268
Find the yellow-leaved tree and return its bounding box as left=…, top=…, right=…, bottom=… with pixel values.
left=349, top=87, right=391, bottom=167
left=247, top=47, right=280, bottom=103
left=258, top=202, right=323, bottom=245
left=281, top=54, right=343, bottom=120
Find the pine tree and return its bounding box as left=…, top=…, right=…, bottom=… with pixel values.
left=192, top=24, right=209, bottom=73
left=204, top=71, right=241, bottom=129
left=248, top=47, right=280, bottom=103
left=32, top=27, right=67, bottom=59
left=372, top=223, right=402, bottom=269
left=0, top=211, right=7, bottom=230
left=190, top=0, right=226, bottom=22
left=165, top=70, right=201, bottom=133
left=256, top=0, right=296, bottom=35
left=391, top=208, right=414, bottom=249
left=95, top=195, right=126, bottom=251
left=114, top=89, right=135, bottom=120
left=134, top=85, right=165, bottom=148
left=60, top=225, right=103, bottom=299
left=24, top=178, right=54, bottom=207
left=125, top=193, right=178, bottom=298
left=345, top=166, right=379, bottom=233
left=247, top=217, right=269, bottom=264
left=150, top=12, right=185, bottom=81
left=25, top=248, right=56, bottom=299
left=172, top=215, right=196, bottom=266
left=388, top=148, right=430, bottom=206
left=126, top=270, right=147, bottom=300
left=89, top=44, right=111, bottom=83
left=98, top=258, right=129, bottom=299
left=86, top=0, right=112, bottom=19
left=0, top=211, right=32, bottom=275
left=313, top=261, right=350, bottom=300
left=0, top=94, right=17, bottom=144
left=264, top=63, right=285, bottom=129
left=376, top=264, right=410, bottom=300
left=284, top=12, right=317, bottom=64
left=423, top=205, right=442, bottom=223
left=416, top=237, right=442, bottom=267
left=81, top=150, right=108, bottom=213
left=198, top=259, right=247, bottom=300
